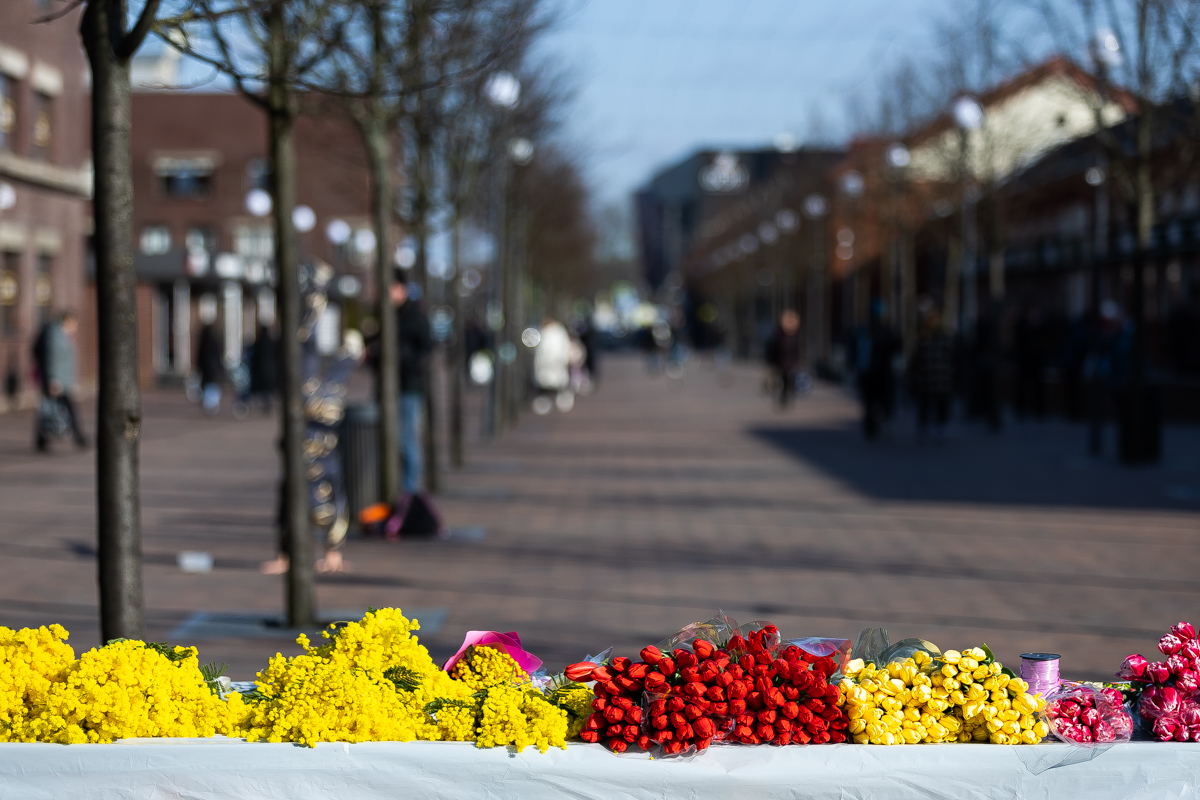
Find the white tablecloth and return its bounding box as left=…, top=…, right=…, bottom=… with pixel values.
left=2, top=739, right=1199, bottom=799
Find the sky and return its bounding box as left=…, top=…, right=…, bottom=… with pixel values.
left=537, top=0, right=969, bottom=205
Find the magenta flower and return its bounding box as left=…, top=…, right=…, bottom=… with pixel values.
left=1142, top=686, right=1181, bottom=718
left=1160, top=633, right=1185, bottom=656
left=1153, top=716, right=1181, bottom=742
left=1148, top=661, right=1172, bottom=685
left=1169, top=653, right=1192, bottom=677
left=1117, top=654, right=1149, bottom=681
left=1176, top=670, right=1200, bottom=693
left=1093, top=720, right=1117, bottom=743
left=1172, top=622, right=1197, bottom=640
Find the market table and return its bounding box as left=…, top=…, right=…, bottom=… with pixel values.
left=2, top=739, right=1199, bottom=799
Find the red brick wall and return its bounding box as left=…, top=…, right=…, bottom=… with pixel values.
left=0, top=1, right=90, bottom=407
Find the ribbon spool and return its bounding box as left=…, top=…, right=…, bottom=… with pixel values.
left=1020, top=652, right=1061, bottom=697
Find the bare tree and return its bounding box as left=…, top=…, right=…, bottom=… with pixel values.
left=1038, top=0, right=1200, bottom=461
left=164, top=0, right=350, bottom=627
left=396, top=0, right=544, bottom=469
left=68, top=0, right=165, bottom=642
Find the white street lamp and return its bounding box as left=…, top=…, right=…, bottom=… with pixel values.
left=353, top=228, right=376, bottom=254
left=803, top=194, right=828, bottom=219
left=1096, top=28, right=1123, bottom=66
left=886, top=143, right=911, bottom=169
left=839, top=170, right=865, bottom=198
left=245, top=188, right=272, bottom=217
left=325, top=218, right=351, bottom=245
left=953, top=96, right=985, bottom=130
left=292, top=205, right=316, bottom=233
left=485, top=71, right=521, bottom=109
left=508, top=137, right=534, bottom=165
left=757, top=221, right=779, bottom=244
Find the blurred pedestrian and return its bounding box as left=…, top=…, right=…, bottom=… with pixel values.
left=32, top=311, right=87, bottom=451
left=1085, top=300, right=1123, bottom=455
left=393, top=279, right=432, bottom=495
left=196, top=299, right=225, bottom=416
left=912, top=311, right=954, bottom=441
left=859, top=302, right=900, bottom=440
left=464, top=313, right=489, bottom=364
left=971, top=307, right=1002, bottom=432
left=535, top=317, right=572, bottom=413
left=574, top=316, right=600, bottom=387
left=764, top=309, right=802, bottom=407
left=1166, top=284, right=1200, bottom=376
left=1014, top=303, right=1047, bottom=420
left=248, top=321, right=278, bottom=414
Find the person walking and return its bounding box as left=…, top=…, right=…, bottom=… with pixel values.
left=248, top=321, right=278, bottom=413
left=32, top=311, right=87, bottom=451
left=764, top=309, right=802, bottom=407
left=1014, top=304, right=1047, bottom=420
left=912, top=311, right=954, bottom=441
left=860, top=302, right=900, bottom=440
left=393, top=279, right=432, bottom=495
left=196, top=301, right=225, bottom=416
left=534, top=316, right=572, bottom=412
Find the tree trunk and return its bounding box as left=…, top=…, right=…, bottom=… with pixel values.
left=489, top=161, right=507, bottom=437
left=363, top=119, right=400, bottom=502
left=449, top=214, right=465, bottom=468
left=1118, top=101, right=1159, bottom=464
left=267, top=7, right=313, bottom=628
left=412, top=120, right=439, bottom=493
left=83, top=0, right=144, bottom=643
left=944, top=235, right=961, bottom=333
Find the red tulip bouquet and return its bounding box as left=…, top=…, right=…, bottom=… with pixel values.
left=565, top=612, right=851, bottom=755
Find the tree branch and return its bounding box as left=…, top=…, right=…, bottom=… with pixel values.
left=32, top=0, right=84, bottom=25
left=117, top=0, right=165, bottom=60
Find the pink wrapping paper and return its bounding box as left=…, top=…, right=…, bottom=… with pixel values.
left=443, top=630, right=543, bottom=675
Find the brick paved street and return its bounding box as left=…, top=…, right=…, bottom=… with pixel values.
left=2, top=352, right=1200, bottom=680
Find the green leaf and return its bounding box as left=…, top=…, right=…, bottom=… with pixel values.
left=1001, top=665, right=1017, bottom=680
left=383, top=665, right=423, bottom=692
left=423, top=692, right=482, bottom=716
left=981, top=644, right=996, bottom=665
left=145, top=642, right=192, bottom=662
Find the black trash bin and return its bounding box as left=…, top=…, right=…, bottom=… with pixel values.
left=339, top=403, right=380, bottom=532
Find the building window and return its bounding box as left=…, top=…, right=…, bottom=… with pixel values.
left=140, top=225, right=172, bottom=255
left=160, top=167, right=211, bottom=199
left=0, top=252, right=18, bottom=336
left=31, top=93, right=52, bottom=160
left=153, top=155, right=216, bottom=199
left=34, top=255, right=52, bottom=327
left=246, top=158, right=270, bottom=191
left=185, top=227, right=217, bottom=253
left=234, top=224, right=273, bottom=260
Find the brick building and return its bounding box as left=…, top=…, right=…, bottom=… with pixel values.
left=0, top=1, right=91, bottom=408
left=129, top=82, right=382, bottom=384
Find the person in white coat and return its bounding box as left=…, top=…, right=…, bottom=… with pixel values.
left=535, top=318, right=571, bottom=392
left=534, top=317, right=576, bottom=412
